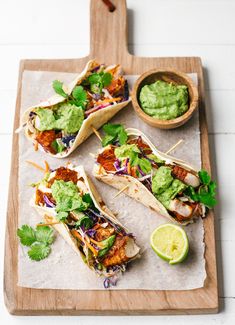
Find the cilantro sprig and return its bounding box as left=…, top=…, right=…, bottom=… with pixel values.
left=52, top=80, right=87, bottom=109
left=17, top=224, right=55, bottom=261
left=88, top=71, right=112, bottom=94
left=184, top=170, right=217, bottom=208
left=52, top=80, right=68, bottom=98
left=102, top=123, right=128, bottom=147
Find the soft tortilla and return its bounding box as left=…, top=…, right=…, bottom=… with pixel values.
left=93, top=128, right=200, bottom=226
left=31, top=165, right=140, bottom=275
left=20, top=60, right=131, bottom=158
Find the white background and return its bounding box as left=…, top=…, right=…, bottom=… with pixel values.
left=0, top=0, right=235, bottom=323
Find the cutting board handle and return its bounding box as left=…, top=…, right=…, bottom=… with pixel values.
left=89, top=0, right=129, bottom=62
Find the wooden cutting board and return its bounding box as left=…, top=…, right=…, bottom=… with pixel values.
left=4, top=0, right=218, bottom=315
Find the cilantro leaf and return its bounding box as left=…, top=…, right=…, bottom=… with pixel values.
left=102, top=72, right=112, bottom=87
left=184, top=170, right=217, bottom=209
left=56, top=211, right=69, bottom=221
left=82, top=193, right=93, bottom=205
left=28, top=242, right=51, bottom=261
left=198, top=181, right=217, bottom=208
left=35, top=226, right=55, bottom=245
left=102, top=134, right=115, bottom=147
left=72, top=85, right=87, bottom=109
left=88, top=73, right=100, bottom=85
left=103, top=123, right=121, bottom=136
left=198, top=170, right=211, bottom=185
left=17, top=225, right=36, bottom=246
left=119, top=127, right=128, bottom=145
left=184, top=186, right=198, bottom=201
left=17, top=223, right=55, bottom=261
left=87, top=71, right=112, bottom=94
left=137, top=157, right=152, bottom=174
left=75, top=216, right=94, bottom=230
left=52, top=80, right=68, bottom=98
left=209, top=181, right=217, bottom=196
left=102, top=123, right=128, bottom=147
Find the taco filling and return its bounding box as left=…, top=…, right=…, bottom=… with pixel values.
left=94, top=124, right=217, bottom=224
left=32, top=164, right=139, bottom=283
left=25, top=62, right=129, bottom=155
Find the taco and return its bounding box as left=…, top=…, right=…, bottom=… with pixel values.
left=93, top=124, right=217, bottom=225
left=19, top=60, right=130, bottom=158
left=30, top=164, right=140, bottom=283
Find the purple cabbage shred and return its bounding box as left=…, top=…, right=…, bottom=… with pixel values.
left=61, top=135, right=76, bottom=147
left=43, top=195, right=55, bottom=208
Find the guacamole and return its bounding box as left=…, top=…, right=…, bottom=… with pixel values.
left=152, top=166, right=187, bottom=208
left=35, top=103, right=84, bottom=134
left=51, top=180, right=89, bottom=213
left=139, top=80, right=189, bottom=120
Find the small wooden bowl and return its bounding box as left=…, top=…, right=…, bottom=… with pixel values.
left=132, top=69, right=199, bottom=129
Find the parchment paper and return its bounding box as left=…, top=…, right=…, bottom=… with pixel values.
left=18, top=70, right=206, bottom=290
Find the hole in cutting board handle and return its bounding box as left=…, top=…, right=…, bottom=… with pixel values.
left=102, top=0, right=116, bottom=12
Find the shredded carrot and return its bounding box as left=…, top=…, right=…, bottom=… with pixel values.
left=44, top=161, right=50, bottom=173
left=131, top=166, right=137, bottom=178
left=97, top=97, right=122, bottom=105
left=37, top=222, right=59, bottom=227
left=26, top=160, right=45, bottom=172
left=71, top=229, right=98, bottom=256
left=127, top=162, right=131, bottom=175
left=85, top=235, right=104, bottom=248
left=34, top=141, right=38, bottom=151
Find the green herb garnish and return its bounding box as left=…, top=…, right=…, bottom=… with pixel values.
left=88, top=71, right=112, bottom=94
left=52, top=80, right=87, bottom=109
left=56, top=211, right=69, bottom=221
left=71, top=85, right=87, bottom=109
left=51, top=180, right=91, bottom=221
left=17, top=225, right=55, bottom=261
left=75, top=216, right=94, bottom=230
left=184, top=170, right=217, bottom=208
left=52, top=80, right=68, bottom=98
left=102, top=123, right=128, bottom=147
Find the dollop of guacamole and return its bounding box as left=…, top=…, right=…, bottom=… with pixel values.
left=35, top=103, right=84, bottom=134
left=139, top=80, right=189, bottom=120
left=51, top=180, right=89, bottom=213
left=114, top=144, right=140, bottom=161
left=152, top=166, right=187, bottom=208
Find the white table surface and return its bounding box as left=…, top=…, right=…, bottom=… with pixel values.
left=0, top=0, right=234, bottom=323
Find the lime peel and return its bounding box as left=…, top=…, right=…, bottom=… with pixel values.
left=150, top=223, right=189, bottom=265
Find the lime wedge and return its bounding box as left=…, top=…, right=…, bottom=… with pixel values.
left=150, top=223, right=189, bottom=265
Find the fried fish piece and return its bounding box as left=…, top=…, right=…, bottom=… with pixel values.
left=36, top=130, right=61, bottom=154
left=48, top=167, right=78, bottom=186
left=102, top=236, right=129, bottom=267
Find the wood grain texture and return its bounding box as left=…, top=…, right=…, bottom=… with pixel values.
left=4, top=0, right=218, bottom=315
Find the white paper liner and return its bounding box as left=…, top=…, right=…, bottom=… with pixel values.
left=18, top=70, right=206, bottom=290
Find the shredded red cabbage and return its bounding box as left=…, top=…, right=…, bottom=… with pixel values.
left=103, top=276, right=118, bottom=289
left=91, top=65, right=100, bottom=73
left=137, top=165, right=146, bottom=177
left=43, top=194, right=55, bottom=208
left=85, top=103, right=109, bottom=117
left=61, top=135, right=76, bottom=148
left=85, top=228, right=96, bottom=238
